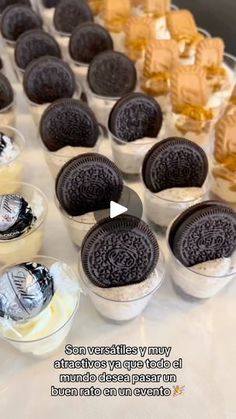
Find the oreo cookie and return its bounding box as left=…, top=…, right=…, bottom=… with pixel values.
left=109, top=93, right=163, bottom=142
left=0, top=262, right=54, bottom=321
left=0, top=194, right=36, bottom=240
left=69, top=22, right=113, bottom=64
left=0, top=0, right=31, bottom=14
left=40, top=98, right=99, bottom=151
left=1, top=5, right=42, bottom=42
left=81, top=215, right=159, bottom=288
left=23, top=56, right=76, bottom=104
left=0, top=73, right=14, bottom=110
left=15, top=29, right=61, bottom=70
left=169, top=201, right=236, bottom=267
left=142, top=137, right=208, bottom=193
left=0, top=57, right=3, bottom=70
left=56, top=153, right=123, bottom=216
left=87, top=51, right=137, bottom=97
left=42, top=0, right=59, bottom=7
left=53, top=0, right=93, bottom=34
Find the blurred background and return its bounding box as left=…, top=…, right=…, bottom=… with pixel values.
left=175, top=0, right=236, bottom=54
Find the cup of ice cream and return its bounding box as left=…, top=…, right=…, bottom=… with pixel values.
left=55, top=153, right=124, bottom=247
left=142, top=137, right=210, bottom=229
left=0, top=127, right=25, bottom=193
left=79, top=215, right=165, bottom=322
left=167, top=201, right=236, bottom=299
left=0, top=182, right=48, bottom=266
left=39, top=98, right=102, bottom=178
left=108, top=92, right=163, bottom=177
left=0, top=255, right=80, bottom=358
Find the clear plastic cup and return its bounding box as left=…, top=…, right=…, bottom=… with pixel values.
left=167, top=228, right=236, bottom=299
left=70, top=60, right=89, bottom=90
left=53, top=29, right=70, bottom=60
left=211, top=158, right=236, bottom=203
left=25, top=82, right=82, bottom=126
left=41, top=132, right=102, bottom=178
left=38, top=0, right=55, bottom=30
left=0, top=126, right=25, bottom=193
left=0, top=255, right=80, bottom=358
left=0, top=100, right=15, bottom=127
left=79, top=249, right=165, bottom=322
left=0, top=182, right=48, bottom=266
left=110, top=131, right=158, bottom=176
left=143, top=177, right=211, bottom=230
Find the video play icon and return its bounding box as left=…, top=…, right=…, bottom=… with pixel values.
left=110, top=201, right=128, bottom=218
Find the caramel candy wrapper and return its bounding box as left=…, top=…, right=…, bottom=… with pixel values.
left=215, top=113, right=236, bottom=163
left=104, top=0, right=131, bottom=32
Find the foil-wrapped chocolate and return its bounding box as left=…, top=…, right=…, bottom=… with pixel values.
left=0, top=194, right=36, bottom=240
left=0, top=132, right=9, bottom=155
left=0, top=262, right=54, bottom=321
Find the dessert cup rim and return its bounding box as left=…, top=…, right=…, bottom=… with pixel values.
left=70, top=58, right=89, bottom=68
left=55, top=195, right=97, bottom=225
left=0, top=125, right=25, bottom=165
left=0, top=181, right=48, bottom=243
left=0, top=100, right=15, bottom=114
left=166, top=221, right=236, bottom=279
left=197, top=27, right=211, bottom=38
left=78, top=249, right=165, bottom=302
left=0, top=255, right=80, bottom=344
left=108, top=127, right=158, bottom=145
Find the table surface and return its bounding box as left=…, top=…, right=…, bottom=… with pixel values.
left=1, top=6, right=236, bottom=418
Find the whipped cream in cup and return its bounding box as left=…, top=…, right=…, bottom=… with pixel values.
left=0, top=256, right=80, bottom=358
left=70, top=60, right=89, bottom=90
left=167, top=228, right=236, bottom=299
left=52, top=29, right=70, bottom=60
left=38, top=1, right=55, bottom=30
left=143, top=182, right=210, bottom=230
left=0, top=182, right=48, bottom=266
left=0, top=126, right=25, bottom=194
left=25, top=82, right=82, bottom=126
left=40, top=129, right=102, bottom=178
left=110, top=132, right=159, bottom=177
left=79, top=249, right=165, bottom=322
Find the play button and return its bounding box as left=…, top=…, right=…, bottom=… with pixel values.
left=110, top=201, right=127, bottom=218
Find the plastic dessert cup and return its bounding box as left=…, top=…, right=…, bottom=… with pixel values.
left=211, top=158, right=236, bottom=203
left=79, top=249, right=165, bottom=322
left=0, top=256, right=80, bottom=358
left=143, top=178, right=211, bottom=230
left=70, top=60, right=89, bottom=90
left=0, top=182, right=48, bottom=266
left=110, top=131, right=158, bottom=177
left=0, top=126, right=25, bottom=193
left=41, top=130, right=102, bottom=178
left=25, top=83, right=82, bottom=126
left=53, top=29, right=70, bottom=60
left=38, top=1, right=55, bottom=30
left=167, top=227, right=236, bottom=299
left=0, top=101, right=16, bottom=129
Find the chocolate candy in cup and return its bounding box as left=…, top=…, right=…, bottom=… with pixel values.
left=87, top=51, right=137, bottom=97
left=1, top=5, right=42, bottom=42
left=23, top=56, right=76, bottom=104
left=81, top=215, right=159, bottom=288
left=53, top=0, right=93, bottom=34
left=169, top=201, right=236, bottom=267
left=142, top=137, right=209, bottom=193
left=40, top=98, right=99, bottom=151
left=109, top=92, right=163, bottom=142
left=0, top=0, right=31, bottom=14
left=15, top=29, right=61, bottom=70
left=0, top=194, right=36, bottom=240
left=0, top=262, right=54, bottom=321
left=0, top=73, right=14, bottom=109
left=69, top=22, right=113, bottom=64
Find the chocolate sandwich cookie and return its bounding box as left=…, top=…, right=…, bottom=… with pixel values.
left=1, top=5, right=42, bottom=42
left=0, top=73, right=14, bottom=109
left=56, top=153, right=123, bottom=216
left=109, top=93, right=163, bottom=142
left=142, top=137, right=208, bottom=193
left=42, top=0, right=59, bottom=7
left=15, top=29, right=61, bottom=70
left=0, top=0, right=31, bottom=14
left=23, top=56, right=76, bottom=104
left=0, top=262, right=54, bottom=321
left=0, top=57, right=3, bottom=70
left=69, top=22, right=113, bottom=64
left=81, top=215, right=159, bottom=288
left=40, top=98, right=99, bottom=151
left=0, top=194, right=36, bottom=240
left=87, top=51, right=137, bottom=97
left=53, top=0, right=93, bottom=34
left=168, top=201, right=236, bottom=267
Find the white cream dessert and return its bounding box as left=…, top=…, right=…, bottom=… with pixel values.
left=144, top=186, right=205, bottom=228
left=0, top=132, right=24, bottom=194
left=0, top=188, right=47, bottom=266
left=0, top=260, right=79, bottom=357
left=60, top=210, right=96, bottom=248
left=80, top=215, right=165, bottom=322
left=86, top=89, right=118, bottom=129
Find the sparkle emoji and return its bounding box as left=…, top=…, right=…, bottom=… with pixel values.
left=173, top=385, right=185, bottom=397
